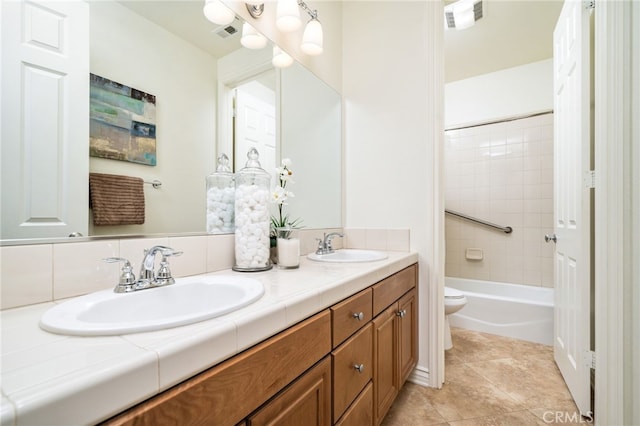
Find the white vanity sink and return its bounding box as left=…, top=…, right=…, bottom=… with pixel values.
left=40, top=275, right=264, bottom=336
left=307, top=249, right=388, bottom=263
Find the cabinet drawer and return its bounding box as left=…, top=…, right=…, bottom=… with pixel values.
left=332, top=323, right=373, bottom=423
left=103, top=310, right=331, bottom=426
left=372, top=264, right=417, bottom=316
left=247, top=356, right=332, bottom=426
left=331, top=288, right=372, bottom=348
left=335, top=382, right=373, bottom=426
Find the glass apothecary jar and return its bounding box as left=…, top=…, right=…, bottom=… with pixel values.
left=206, top=153, right=235, bottom=234
left=233, top=148, right=273, bottom=272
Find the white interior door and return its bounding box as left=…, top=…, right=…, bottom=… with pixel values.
left=552, top=0, right=592, bottom=416
left=234, top=83, right=276, bottom=179
left=1, top=0, right=89, bottom=239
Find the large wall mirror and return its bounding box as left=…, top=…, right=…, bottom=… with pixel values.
left=0, top=0, right=341, bottom=242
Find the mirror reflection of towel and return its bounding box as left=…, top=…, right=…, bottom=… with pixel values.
left=89, top=173, right=145, bottom=226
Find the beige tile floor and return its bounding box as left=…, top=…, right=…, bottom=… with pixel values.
left=382, top=327, right=590, bottom=426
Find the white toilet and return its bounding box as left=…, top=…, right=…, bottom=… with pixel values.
left=444, top=287, right=468, bottom=350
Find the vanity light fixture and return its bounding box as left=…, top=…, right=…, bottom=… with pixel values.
left=240, top=0, right=324, bottom=56
left=241, top=22, right=268, bottom=49
left=297, top=0, right=323, bottom=55
left=244, top=0, right=264, bottom=19
left=276, top=0, right=302, bottom=32
left=301, top=16, right=323, bottom=55
left=444, top=0, right=483, bottom=30
left=272, top=45, right=294, bottom=68
left=203, top=0, right=235, bottom=26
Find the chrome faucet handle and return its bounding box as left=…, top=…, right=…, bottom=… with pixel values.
left=315, top=237, right=328, bottom=255
left=103, top=257, right=137, bottom=292
left=155, top=250, right=183, bottom=286
left=139, top=245, right=180, bottom=280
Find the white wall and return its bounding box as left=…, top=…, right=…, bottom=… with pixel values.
left=89, top=2, right=217, bottom=236
left=445, top=59, right=553, bottom=129
left=342, top=1, right=445, bottom=387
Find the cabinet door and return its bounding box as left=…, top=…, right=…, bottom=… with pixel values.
left=248, top=356, right=332, bottom=426
left=1, top=0, right=89, bottom=239
left=372, top=305, right=398, bottom=426
left=397, top=288, right=418, bottom=386
left=335, top=382, right=373, bottom=426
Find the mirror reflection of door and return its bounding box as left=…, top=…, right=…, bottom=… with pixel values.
left=233, top=77, right=276, bottom=184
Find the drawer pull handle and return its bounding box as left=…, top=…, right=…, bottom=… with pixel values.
left=396, top=309, right=407, bottom=318
left=352, top=312, right=364, bottom=321
left=353, top=364, right=365, bottom=373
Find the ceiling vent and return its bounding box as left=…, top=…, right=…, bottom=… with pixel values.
left=445, top=0, right=483, bottom=30
left=215, top=24, right=239, bottom=39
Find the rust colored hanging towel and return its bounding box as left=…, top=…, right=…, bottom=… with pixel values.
left=89, top=173, right=145, bottom=225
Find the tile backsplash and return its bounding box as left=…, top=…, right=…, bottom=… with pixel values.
left=444, top=113, right=554, bottom=287
left=1, top=228, right=410, bottom=310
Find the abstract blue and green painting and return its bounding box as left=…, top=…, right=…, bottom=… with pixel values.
left=89, top=74, right=157, bottom=166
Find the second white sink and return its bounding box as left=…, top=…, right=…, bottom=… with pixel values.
left=40, top=275, right=264, bottom=336
left=307, top=249, right=388, bottom=263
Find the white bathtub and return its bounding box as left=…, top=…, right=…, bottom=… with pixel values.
left=446, top=277, right=554, bottom=346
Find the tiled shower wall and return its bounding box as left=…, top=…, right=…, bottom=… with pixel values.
left=444, top=113, right=554, bottom=287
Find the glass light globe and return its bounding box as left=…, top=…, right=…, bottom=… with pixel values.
left=301, top=18, right=323, bottom=56
left=272, top=46, right=294, bottom=68
left=203, top=0, right=235, bottom=26
left=276, top=0, right=301, bottom=32
left=241, top=22, right=267, bottom=49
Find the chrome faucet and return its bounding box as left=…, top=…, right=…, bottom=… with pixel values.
left=104, top=245, right=182, bottom=293
left=139, top=245, right=181, bottom=284
left=316, top=232, right=344, bottom=255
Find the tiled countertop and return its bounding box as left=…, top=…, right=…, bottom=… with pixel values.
left=0, top=251, right=418, bottom=426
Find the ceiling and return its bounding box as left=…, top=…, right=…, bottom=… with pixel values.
left=117, top=0, right=563, bottom=84
left=444, top=0, right=563, bottom=82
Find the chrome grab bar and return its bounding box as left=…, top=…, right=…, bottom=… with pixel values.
left=445, top=209, right=513, bottom=234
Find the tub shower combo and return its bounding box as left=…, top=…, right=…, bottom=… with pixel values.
left=444, top=209, right=554, bottom=348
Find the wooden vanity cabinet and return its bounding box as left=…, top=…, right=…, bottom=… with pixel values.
left=372, top=265, right=418, bottom=426
left=103, top=263, right=418, bottom=426
left=372, top=304, right=399, bottom=425
left=397, top=289, right=418, bottom=385
left=103, top=311, right=331, bottom=426
left=332, top=323, right=373, bottom=422
left=331, top=288, right=372, bottom=348
left=335, top=382, right=373, bottom=426
left=247, top=356, right=332, bottom=426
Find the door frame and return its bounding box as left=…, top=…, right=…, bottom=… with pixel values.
left=593, top=0, right=639, bottom=424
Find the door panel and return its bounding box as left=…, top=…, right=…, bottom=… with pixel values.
left=234, top=83, right=276, bottom=178
left=552, top=0, right=592, bottom=416
left=1, top=0, right=89, bottom=239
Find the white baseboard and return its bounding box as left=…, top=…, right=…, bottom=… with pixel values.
left=407, top=365, right=430, bottom=387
